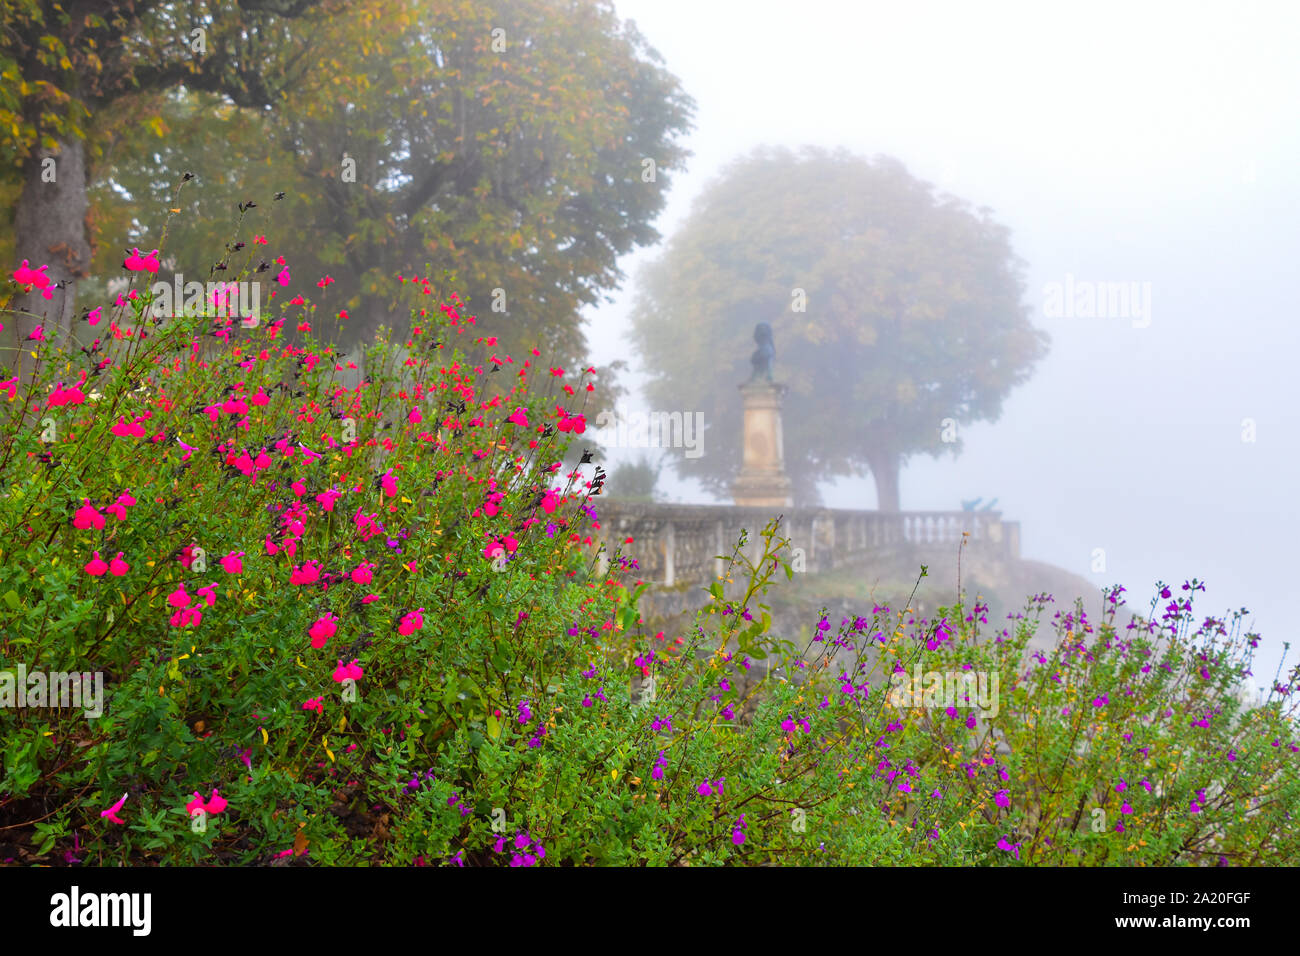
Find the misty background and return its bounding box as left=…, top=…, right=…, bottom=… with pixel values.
left=585, top=0, right=1300, bottom=685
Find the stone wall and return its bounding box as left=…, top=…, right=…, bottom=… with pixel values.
left=590, top=501, right=1020, bottom=616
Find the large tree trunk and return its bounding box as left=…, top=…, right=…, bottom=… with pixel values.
left=9, top=137, right=92, bottom=380
left=866, top=446, right=901, bottom=512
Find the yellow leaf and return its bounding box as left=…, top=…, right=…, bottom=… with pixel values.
left=261, top=727, right=269, bottom=746
left=611, top=769, right=619, bottom=780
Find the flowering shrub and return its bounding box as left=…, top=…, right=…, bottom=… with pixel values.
left=1, top=231, right=1295, bottom=866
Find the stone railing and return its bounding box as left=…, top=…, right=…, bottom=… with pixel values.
left=590, top=502, right=1020, bottom=595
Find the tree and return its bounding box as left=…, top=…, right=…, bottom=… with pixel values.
left=631, top=146, right=1049, bottom=511
left=74, top=0, right=695, bottom=374
left=607, top=453, right=663, bottom=502
left=0, top=0, right=343, bottom=370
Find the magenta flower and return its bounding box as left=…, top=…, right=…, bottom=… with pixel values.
left=309, top=613, right=338, bottom=649
left=332, top=659, right=364, bottom=683
left=185, top=789, right=227, bottom=816
left=99, top=792, right=128, bottom=825
left=73, top=499, right=106, bottom=530
left=397, top=608, right=425, bottom=635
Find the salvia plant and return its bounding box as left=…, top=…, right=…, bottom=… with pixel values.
left=0, top=217, right=1295, bottom=866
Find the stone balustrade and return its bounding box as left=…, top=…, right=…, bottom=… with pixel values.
left=590, top=501, right=1020, bottom=598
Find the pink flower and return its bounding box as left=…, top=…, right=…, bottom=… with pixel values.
left=185, top=789, right=227, bottom=816
left=13, top=260, right=52, bottom=289
left=302, top=696, right=324, bottom=714
left=220, top=551, right=244, bottom=574
left=100, top=791, right=128, bottom=825
left=168, top=585, right=191, bottom=609
left=333, top=659, right=364, bottom=683
left=380, top=470, right=398, bottom=497
left=123, top=248, right=161, bottom=274
left=507, top=407, right=529, bottom=427
left=354, top=508, right=383, bottom=541
left=351, top=562, right=374, bottom=585
left=73, top=499, right=106, bottom=530
left=47, top=383, right=86, bottom=408
left=108, top=552, right=130, bottom=576
left=541, top=490, right=561, bottom=514
left=290, top=561, right=321, bottom=585
left=84, top=552, right=108, bottom=576
left=316, top=487, right=341, bottom=512
left=309, top=613, right=338, bottom=649
left=408, top=407, right=422, bottom=425
left=196, top=584, right=216, bottom=607
left=398, top=608, right=425, bottom=636
left=170, top=606, right=203, bottom=628
left=276, top=267, right=291, bottom=286
left=556, top=411, right=586, bottom=434
left=87, top=306, right=103, bottom=326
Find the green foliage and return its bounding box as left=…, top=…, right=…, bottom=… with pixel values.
left=85, top=0, right=696, bottom=374
left=0, top=218, right=1293, bottom=867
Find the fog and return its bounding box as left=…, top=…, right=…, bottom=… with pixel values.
left=586, top=0, right=1300, bottom=684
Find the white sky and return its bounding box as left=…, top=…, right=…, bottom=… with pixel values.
left=586, top=0, right=1300, bottom=684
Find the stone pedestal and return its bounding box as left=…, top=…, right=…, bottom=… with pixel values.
left=730, top=379, right=793, bottom=508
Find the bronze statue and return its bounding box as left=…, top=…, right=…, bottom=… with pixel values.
left=749, top=322, right=775, bottom=381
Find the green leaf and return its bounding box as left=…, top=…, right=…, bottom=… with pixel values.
left=2, top=589, right=18, bottom=610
